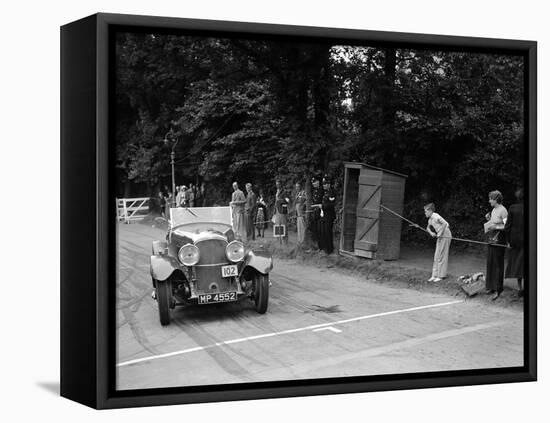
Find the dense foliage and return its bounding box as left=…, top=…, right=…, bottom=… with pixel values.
left=115, top=32, right=524, bottom=241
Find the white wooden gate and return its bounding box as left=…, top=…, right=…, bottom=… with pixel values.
left=116, top=197, right=150, bottom=224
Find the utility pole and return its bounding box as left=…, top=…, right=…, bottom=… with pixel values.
left=171, top=148, right=176, bottom=207
left=164, top=130, right=179, bottom=208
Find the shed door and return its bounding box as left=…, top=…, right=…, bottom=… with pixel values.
left=354, top=172, right=382, bottom=255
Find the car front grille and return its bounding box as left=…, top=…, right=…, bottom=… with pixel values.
left=193, top=239, right=234, bottom=293
left=195, top=239, right=227, bottom=265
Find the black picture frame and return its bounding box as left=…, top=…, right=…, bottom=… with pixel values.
left=60, top=12, right=537, bottom=409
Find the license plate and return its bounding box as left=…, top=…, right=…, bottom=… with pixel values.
left=198, top=292, right=237, bottom=304
left=221, top=264, right=238, bottom=278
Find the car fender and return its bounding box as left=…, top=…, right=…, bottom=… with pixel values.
left=150, top=254, right=180, bottom=282
left=243, top=250, right=273, bottom=275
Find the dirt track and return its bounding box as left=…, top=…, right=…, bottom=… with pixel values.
left=116, top=222, right=523, bottom=390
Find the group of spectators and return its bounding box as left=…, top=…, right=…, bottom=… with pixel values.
left=174, top=183, right=206, bottom=209
left=229, top=176, right=337, bottom=254
left=228, top=182, right=266, bottom=242
left=153, top=183, right=207, bottom=218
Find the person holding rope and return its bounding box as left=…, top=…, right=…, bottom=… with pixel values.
left=424, top=203, right=452, bottom=282
left=485, top=190, right=508, bottom=300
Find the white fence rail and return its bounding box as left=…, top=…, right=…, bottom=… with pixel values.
left=116, top=197, right=150, bottom=224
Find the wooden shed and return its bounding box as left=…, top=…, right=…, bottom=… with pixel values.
left=339, top=162, right=407, bottom=260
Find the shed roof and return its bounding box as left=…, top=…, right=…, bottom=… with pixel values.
left=343, top=161, right=408, bottom=178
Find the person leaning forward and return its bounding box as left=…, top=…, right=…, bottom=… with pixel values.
left=424, top=203, right=451, bottom=282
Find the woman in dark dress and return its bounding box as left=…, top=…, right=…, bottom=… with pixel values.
left=484, top=190, right=508, bottom=300
left=504, top=188, right=524, bottom=295
left=255, top=190, right=268, bottom=238
left=318, top=178, right=336, bottom=254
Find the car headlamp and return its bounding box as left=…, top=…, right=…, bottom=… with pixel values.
left=178, top=244, right=200, bottom=266
left=225, top=240, right=245, bottom=263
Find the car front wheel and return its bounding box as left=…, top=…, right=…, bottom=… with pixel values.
left=253, top=273, right=269, bottom=314
left=155, top=279, right=172, bottom=326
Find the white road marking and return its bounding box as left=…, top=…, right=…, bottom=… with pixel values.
left=253, top=320, right=513, bottom=378
left=117, top=299, right=462, bottom=367
left=313, top=326, right=342, bottom=333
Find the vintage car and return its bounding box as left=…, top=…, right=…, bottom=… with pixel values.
left=150, top=206, right=273, bottom=325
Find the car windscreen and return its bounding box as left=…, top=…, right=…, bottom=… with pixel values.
left=170, top=206, right=233, bottom=228
left=172, top=222, right=232, bottom=235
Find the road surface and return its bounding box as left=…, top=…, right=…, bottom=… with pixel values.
left=116, top=222, right=523, bottom=390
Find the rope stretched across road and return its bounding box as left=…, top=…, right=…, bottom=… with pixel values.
left=240, top=204, right=509, bottom=249
left=379, top=204, right=510, bottom=249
